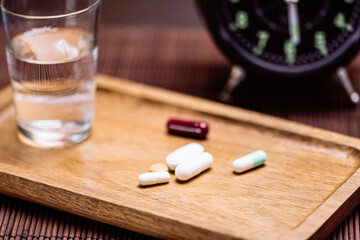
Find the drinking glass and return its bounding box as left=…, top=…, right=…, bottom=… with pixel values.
left=1, top=0, right=101, bottom=147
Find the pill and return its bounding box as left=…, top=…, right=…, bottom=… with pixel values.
left=175, top=152, right=213, bottom=181
left=138, top=172, right=170, bottom=186
left=167, top=118, right=209, bottom=139
left=166, top=143, right=204, bottom=171
left=233, top=150, right=267, bottom=173
left=149, top=163, right=169, bottom=172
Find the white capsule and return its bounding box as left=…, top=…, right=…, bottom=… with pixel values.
left=166, top=143, right=204, bottom=171
left=138, top=172, right=170, bottom=186
left=233, top=150, right=267, bottom=173
left=175, top=152, right=213, bottom=181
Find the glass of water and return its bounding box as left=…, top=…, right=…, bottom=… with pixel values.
left=1, top=0, right=101, bottom=147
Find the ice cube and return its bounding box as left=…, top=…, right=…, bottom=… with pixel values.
left=13, top=27, right=89, bottom=62
left=54, top=39, right=80, bottom=60
left=11, top=39, right=35, bottom=60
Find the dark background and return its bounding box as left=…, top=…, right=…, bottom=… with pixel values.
left=101, top=0, right=201, bottom=27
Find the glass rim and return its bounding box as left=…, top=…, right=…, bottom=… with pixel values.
left=1, top=0, right=101, bottom=20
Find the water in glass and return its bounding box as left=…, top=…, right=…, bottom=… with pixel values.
left=6, top=27, right=98, bottom=147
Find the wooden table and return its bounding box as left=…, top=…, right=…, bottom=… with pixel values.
left=0, top=26, right=359, bottom=239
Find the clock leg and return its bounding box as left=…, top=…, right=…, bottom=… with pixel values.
left=217, top=65, right=247, bottom=103
left=334, top=66, right=359, bottom=105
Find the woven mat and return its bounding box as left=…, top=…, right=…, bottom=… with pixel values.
left=0, top=26, right=359, bottom=239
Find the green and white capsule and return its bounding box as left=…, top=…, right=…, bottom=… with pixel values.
left=233, top=150, right=267, bottom=173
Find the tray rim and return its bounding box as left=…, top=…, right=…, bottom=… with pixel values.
left=0, top=74, right=359, bottom=240
left=96, top=75, right=360, bottom=149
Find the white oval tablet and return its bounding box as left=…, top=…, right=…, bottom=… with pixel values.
left=138, top=172, right=170, bottom=186
left=175, top=152, right=213, bottom=181
left=166, top=143, right=204, bottom=170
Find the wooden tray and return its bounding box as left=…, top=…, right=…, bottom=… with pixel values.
left=0, top=74, right=359, bottom=240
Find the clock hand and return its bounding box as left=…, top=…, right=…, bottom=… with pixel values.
left=285, top=0, right=300, bottom=45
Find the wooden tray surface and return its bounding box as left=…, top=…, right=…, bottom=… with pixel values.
left=0, top=74, right=359, bottom=240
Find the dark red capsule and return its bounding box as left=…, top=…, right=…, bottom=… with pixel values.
left=167, top=118, right=209, bottom=139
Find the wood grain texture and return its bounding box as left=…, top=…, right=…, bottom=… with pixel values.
left=1, top=26, right=360, bottom=240
left=0, top=75, right=359, bottom=240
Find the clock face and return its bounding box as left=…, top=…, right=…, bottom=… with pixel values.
left=200, top=0, right=360, bottom=78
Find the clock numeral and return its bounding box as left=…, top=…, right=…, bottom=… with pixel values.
left=314, top=31, right=328, bottom=57
left=284, top=40, right=297, bottom=65
left=229, top=11, right=249, bottom=31
left=253, top=31, right=269, bottom=56
left=334, top=13, right=354, bottom=32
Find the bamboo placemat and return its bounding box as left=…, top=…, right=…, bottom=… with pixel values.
left=0, top=26, right=360, bottom=239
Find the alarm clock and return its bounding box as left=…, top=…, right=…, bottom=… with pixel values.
left=196, top=0, right=360, bottom=104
